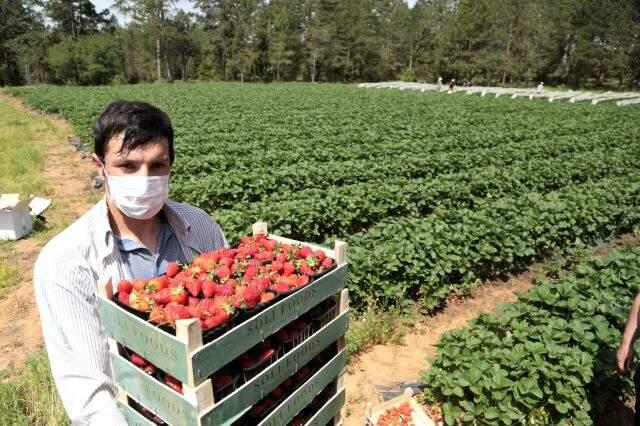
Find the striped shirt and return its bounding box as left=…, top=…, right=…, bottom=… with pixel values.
left=33, top=198, right=228, bottom=425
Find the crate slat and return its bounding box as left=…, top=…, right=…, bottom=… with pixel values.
left=98, top=294, right=190, bottom=382
left=258, top=349, right=346, bottom=426
left=117, top=399, right=157, bottom=426
left=112, top=354, right=198, bottom=426
left=191, top=264, right=348, bottom=381
left=200, top=310, right=348, bottom=425
left=305, top=387, right=346, bottom=426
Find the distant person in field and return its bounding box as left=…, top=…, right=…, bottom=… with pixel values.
left=33, top=101, right=229, bottom=424
left=448, top=79, right=456, bottom=94
left=617, top=296, right=640, bottom=425
left=536, top=82, right=544, bottom=94
left=437, top=76, right=443, bottom=91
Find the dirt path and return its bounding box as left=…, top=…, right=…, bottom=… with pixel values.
left=0, top=94, right=97, bottom=369
left=342, top=273, right=536, bottom=425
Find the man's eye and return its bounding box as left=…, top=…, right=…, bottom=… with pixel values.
left=121, top=163, right=136, bottom=170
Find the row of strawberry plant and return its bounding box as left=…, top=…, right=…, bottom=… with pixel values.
left=173, top=117, right=619, bottom=175
left=10, top=84, right=617, bottom=166
left=173, top=125, right=639, bottom=209
left=421, top=245, right=640, bottom=425
left=214, top=145, right=640, bottom=242
left=343, top=174, right=640, bottom=308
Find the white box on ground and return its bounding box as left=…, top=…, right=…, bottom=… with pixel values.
left=0, top=193, right=34, bottom=240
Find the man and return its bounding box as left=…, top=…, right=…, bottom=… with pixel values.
left=34, top=101, right=228, bottom=424
left=436, top=76, right=443, bottom=92
left=536, top=81, right=544, bottom=94
left=617, top=294, right=640, bottom=425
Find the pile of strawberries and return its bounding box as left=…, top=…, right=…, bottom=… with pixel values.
left=376, top=402, right=415, bottom=426
left=115, top=234, right=335, bottom=332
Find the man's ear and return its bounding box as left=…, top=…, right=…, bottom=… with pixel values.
left=91, top=153, right=105, bottom=180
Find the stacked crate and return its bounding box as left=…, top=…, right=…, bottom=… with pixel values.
left=96, top=222, right=348, bottom=426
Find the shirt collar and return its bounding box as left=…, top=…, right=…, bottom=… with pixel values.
left=97, top=198, right=199, bottom=261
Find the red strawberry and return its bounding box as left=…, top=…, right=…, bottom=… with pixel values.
left=212, top=372, right=234, bottom=389
left=117, top=280, right=133, bottom=294
left=149, top=306, right=168, bottom=325
left=215, top=265, right=231, bottom=280
left=202, top=279, right=216, bottom=298
left=276, top=253, right=287, bottom=263
left=170, top=286, right=188, bottom=305
left=151, top=288, right=171, bottom=305
left=244, top=265, right=258, bottom=281
left=321, top=257, right=333, bottom=268
left=166, top=261, right=181, bottom=278
left=215, top=283, right=235, bottom=296
left=274, top=282, right=290, bottom=293
left=314, top=250, right=326, bottom=261
left=129, top=291, right=152, bottom=312
left=260, top=292, right=276, bottom=304
left=132, top=279, right=147, bottom=292
left=262, top=239, right=277, bottom=251
left=283, top=262, right=295, bottom=276
left=188, top=297, right=200, bottom=307
left=241, top=286, right=261, bottom=308
left=220, top=257, right=234, bottom=268
left=280, top=275, right=299, bottom=289
left=270, top=260, right=284, bottom=273
left=256, top=250, right=273, bottom=262
left=297, top=274, right=310, bottom=286
left=275, top=329, right=289, bottom=342
left=165, top=302, right=191, bottom=321
left=146, top=276, right=169, bottom=293
left=165, top=375, right=183, bottom=394
left=188, top=304, right=203, bottom=318
left=117, top=291, right=130, bottom=306
left=257, top=347, right=275, bottom=364
left=251, top=277, right=270, bottom=291
left=129, top=352, right=148, bottom=367
left=299, top=263, right=315, bottom=276
left=143, top=364, right=157, bottom=375
left=186, top=279, right=202, bottom=298
left=298, top=246, right=313, bottom=259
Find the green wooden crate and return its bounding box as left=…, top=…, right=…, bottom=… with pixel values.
left=117, top=398, right=156, bottom=426
left=98, top=257, right=347, bottom=386
left=305, top=387, right=346, bottom=426
left=258, top=349, right=346, bottom=426
left=114, top=309, right=349, bottom=426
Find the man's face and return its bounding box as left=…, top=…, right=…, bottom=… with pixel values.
left=92, top=133, right=172, bottom=180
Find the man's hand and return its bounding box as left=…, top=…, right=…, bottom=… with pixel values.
left=616, top=342, right=635, bottom=372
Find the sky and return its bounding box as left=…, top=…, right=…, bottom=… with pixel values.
left=92, top=0, right=418, bottom=23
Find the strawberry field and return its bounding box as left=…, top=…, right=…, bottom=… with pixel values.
left=8, top=82, right=640, bottom=310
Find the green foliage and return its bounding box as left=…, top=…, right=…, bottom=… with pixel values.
left=421, top=246, right=640, bottom=425
left=8, top=83, right=640, bottom=311
left=48, top=35, right=123, bottom=85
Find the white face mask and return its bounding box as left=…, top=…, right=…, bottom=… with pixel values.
left=102, top=166, right=169, bottom=220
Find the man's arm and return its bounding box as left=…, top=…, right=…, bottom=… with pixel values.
left=34, top=251, right=127, bottom=425
left=617, top=293, right=640, bottom=372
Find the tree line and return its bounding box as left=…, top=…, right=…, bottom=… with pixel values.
left=1, top=0, right=639, bottom=88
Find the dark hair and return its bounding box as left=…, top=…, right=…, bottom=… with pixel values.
left=93, top=100, right=174, bottom=162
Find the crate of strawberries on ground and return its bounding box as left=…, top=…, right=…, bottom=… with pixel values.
left=96, top=222, right=349, bottom=426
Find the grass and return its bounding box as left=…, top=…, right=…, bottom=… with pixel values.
left=346, top=305, right=416, bottom=363
left=0, top=352, right=68, bottom=426
left=0, top=96, right=55, bottom=195
left=0, top=94, right=70, bottom=425
left=0, top=263, right=22, bottom=300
